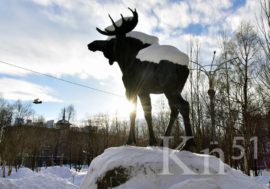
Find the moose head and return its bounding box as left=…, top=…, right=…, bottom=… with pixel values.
left=88, top=8, right=150, bottom=70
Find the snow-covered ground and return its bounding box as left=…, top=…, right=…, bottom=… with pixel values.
left=255, top=170, right=270, bottom=185
left=0, top=166, right=87, bottom=189
left=0, top=146, right=270, bottom=189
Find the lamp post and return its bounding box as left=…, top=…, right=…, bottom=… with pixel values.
left=191, top=51, right=238, bottom=143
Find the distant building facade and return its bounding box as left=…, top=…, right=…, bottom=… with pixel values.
left=46, top=120, right=54, bottom=128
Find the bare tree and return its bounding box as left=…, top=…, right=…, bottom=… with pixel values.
left=13, top=100, right=34, bottom=125
left=60, top=104, right=76, bottom=122
left=153, top=96, right=170, bottom=137
left=230, top=22, right=260, bottom=175
left=66, top=104, right=76, bottom=122
left=257, top=0, right=270, bottom=110
left=0, top=98, right=13, bottom=128
left=258, top=0, right=270, bottom=61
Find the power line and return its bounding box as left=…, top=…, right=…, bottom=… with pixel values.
left=0, top=60, right=124, bottom=98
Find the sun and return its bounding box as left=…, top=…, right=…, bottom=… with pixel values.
left=119, top=100, right=137, bottom=115
left=112, top=98, right=144, bottom=119
left=124, top=100, right=136, bottom=113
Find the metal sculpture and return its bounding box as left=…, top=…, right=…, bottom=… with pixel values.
left=88, top=8, right=195, bottom=150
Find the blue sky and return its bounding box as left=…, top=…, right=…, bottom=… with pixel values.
left=0, top=0, right=258, bottom=123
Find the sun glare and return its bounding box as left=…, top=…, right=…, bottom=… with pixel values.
left=112, top=99, right=144, bottom=119
left=116, top=100, right=136, bottom=116
left=125, top=100, right=136, bottom=113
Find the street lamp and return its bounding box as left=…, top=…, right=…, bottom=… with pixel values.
left=191, top=51, right=238, bottom=143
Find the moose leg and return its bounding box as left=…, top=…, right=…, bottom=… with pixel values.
left=178, top=96, right=192, bottom=135
left=161, top=93, right=195, bottom=151
left=160, top=93, right=180, bottom=146
left=139, top=94, right=157, bottom=146
left=126, top=97, right=137, bottom=145
left=178, top=95, right=195, bottom=151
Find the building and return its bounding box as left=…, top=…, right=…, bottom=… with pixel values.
left=55, top=108, right=71, bottom=129
left=46, top=120, right=54, bottom=128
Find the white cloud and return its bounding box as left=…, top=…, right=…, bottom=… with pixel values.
left=188, top=0, right=233, bottom=25
left=0, top=78, right=62, bottom=102
left=224, top=0, right=260, bottom=32
left=153, top=1, right=191, bottom=31
left=0, top=0, right=262, bottom=80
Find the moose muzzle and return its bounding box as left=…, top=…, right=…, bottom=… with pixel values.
left=87, top=40, right=107, bottom=52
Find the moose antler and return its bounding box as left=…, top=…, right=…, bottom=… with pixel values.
left=96, top=8, right=138, bottom=36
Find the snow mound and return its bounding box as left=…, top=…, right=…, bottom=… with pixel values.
left=255, top=170, right=270, bottom=185
left=72, top=169, right=88, bottom=187
left=0, top=172, right=77, bottom=189
left=136, top=44, right=189, bottom=66
left=0, top=166, right=89, bottom=189
left=169, top=178, right=220, bottom=189
left=80, top=146, right=264, bottom=189
left=8, top=167, right=36, bottom=179
left=107, top=31, right=159, bottom=45
left=40, top=166, right=73, bottom=179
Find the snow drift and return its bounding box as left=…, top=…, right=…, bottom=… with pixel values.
left=0, top=166, right=88, bottom=189
left=80, top=146, right=264, bottom=189
left=0, top=170, right=77, bottom=189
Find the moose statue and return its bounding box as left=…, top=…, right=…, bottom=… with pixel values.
left=88, top=8, right=195, bottom=150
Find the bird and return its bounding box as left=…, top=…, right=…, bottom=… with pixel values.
left=33, top=98, right=42, bottom=104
